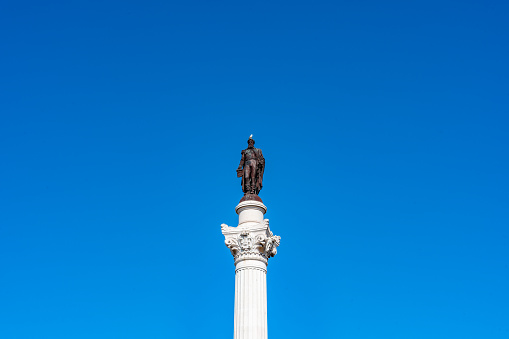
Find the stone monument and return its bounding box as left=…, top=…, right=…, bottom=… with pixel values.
left=221, top=136, right=281, bottom=339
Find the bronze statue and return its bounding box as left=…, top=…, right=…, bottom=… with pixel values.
left=237, top=135, right=265, bottom=202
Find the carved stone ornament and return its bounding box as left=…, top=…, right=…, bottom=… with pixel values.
left=221, top=219, right=280, bottom=264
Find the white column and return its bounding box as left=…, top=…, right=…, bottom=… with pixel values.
left=235, top=259, right=267, bottom=339
left=221, top=201, right=280, bottom=339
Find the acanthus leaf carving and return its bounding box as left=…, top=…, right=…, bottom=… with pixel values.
left=225, top=238, right=240, bottom=256
left=223, top=231, right=280, bottom=261
left=263, top=234, right=281, bottom=258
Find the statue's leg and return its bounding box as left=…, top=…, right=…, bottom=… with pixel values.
left=245, top=164, right=252, bottom=193
left=250, top=163, right=258, bottom=194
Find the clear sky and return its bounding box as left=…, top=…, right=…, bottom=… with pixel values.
left=1, top=1, right=508, bottom=338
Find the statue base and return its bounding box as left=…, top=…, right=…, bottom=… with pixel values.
left=239, top=194, right=263, bottom=203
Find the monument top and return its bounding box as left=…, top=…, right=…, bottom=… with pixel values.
left=236, top=135, right=265, bottom=203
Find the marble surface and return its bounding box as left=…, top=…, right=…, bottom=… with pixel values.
left=221, top=200, right=280, bottom=339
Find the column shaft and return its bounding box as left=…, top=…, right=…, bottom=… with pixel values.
left=234, top=259, right=267, bottom=339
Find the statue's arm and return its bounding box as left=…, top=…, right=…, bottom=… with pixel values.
left=237, top=150, right=245, bottom=169
left=259, top=149, right=265, bottom=166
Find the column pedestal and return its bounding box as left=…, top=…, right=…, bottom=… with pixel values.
left=221, top=200, right=280, bottom=339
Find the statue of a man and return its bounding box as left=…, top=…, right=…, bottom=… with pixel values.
left=237, top=136, right=265, bottom=196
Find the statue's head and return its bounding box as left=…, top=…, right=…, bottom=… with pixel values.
left=247, top=137, right=255, bottom=148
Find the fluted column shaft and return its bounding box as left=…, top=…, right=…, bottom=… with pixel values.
left=234, top=259, right=267, bottom=339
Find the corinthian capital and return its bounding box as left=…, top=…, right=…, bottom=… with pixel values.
left=221, top=219, right=280, bottom=264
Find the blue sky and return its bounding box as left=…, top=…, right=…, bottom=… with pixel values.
left=1, top=1, right=508, bottom=338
